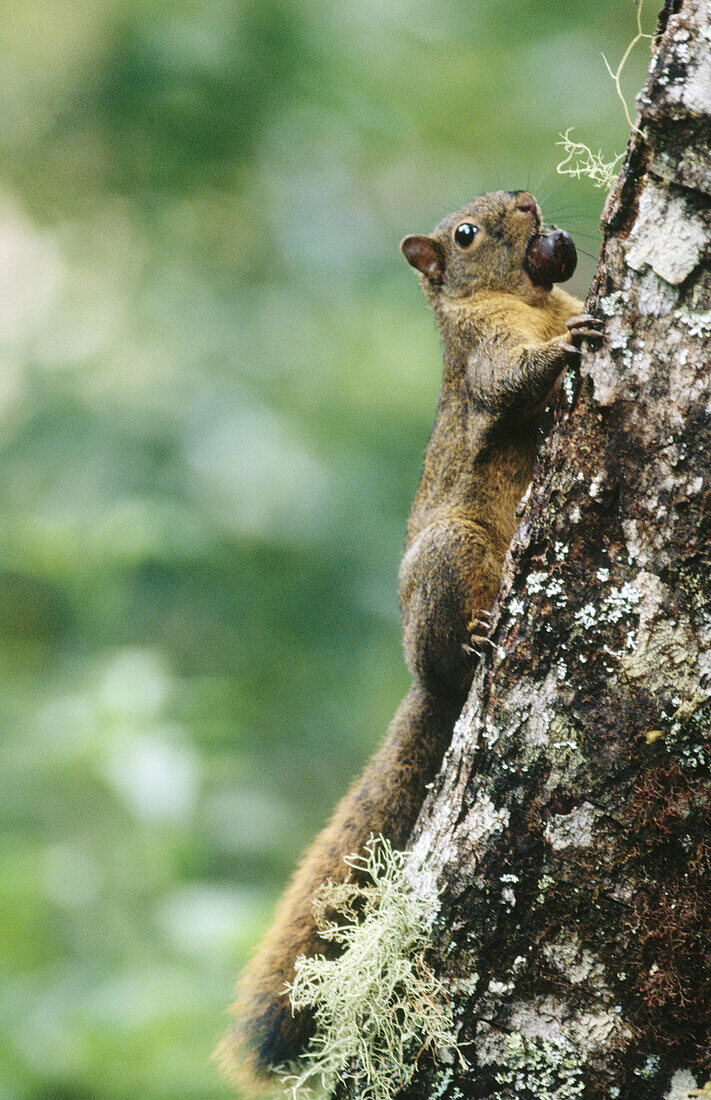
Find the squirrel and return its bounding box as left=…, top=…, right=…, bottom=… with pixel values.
left=218, top=189, right=602, bottom=1090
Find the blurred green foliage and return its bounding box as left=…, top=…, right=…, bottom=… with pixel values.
left=0, top=1, right=652, bottom=1096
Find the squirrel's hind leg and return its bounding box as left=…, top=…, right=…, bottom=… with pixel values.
left=399, top=519, right=501, bottom=698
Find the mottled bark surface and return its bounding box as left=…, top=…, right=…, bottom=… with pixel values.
left=340, top=2, right=711, bottom=1097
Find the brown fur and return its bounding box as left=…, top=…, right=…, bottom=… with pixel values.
left=219, top=191, right=583, bottom=1089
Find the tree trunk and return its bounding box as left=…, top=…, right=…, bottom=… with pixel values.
left=341, top=1, right=711, bottom=1096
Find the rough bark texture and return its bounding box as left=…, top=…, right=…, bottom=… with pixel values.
left=340, top=2, right=711, bottom=1097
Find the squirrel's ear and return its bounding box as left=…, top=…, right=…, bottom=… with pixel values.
left=400, top=235, right=446, bottom=285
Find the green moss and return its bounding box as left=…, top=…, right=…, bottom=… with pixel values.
left=280, top=836, right=461, bottom=1100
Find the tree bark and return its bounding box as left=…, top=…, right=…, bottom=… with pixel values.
left=341, top=1, right=711, bottom=1096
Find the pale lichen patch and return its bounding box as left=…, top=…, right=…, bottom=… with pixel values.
left=636, top=268, right=680, bottom=315
left=661, top=5, right=711, bottom=116
left=635, top=1053, right=662, bottom=1081
left=544, top=802, right=602, bottom=851
left=575, top=603, right=597, bottom=629
left=676, top=306, right=711, bottom=337
left=496, top=670, right=563, bottom=753
left=493, top=1031, right=585, bottom=1099
left=542, top=933, right=605, bottom=985
left=585, top=345, right=624, bottom=406
left=599, top=290, right=625, bottom=317
left=526, top=571, right=550, bottom=594
left=625, top=572, right=665, bottom=658
left=409, top=776, right=509, bottom=887
left=626, top=181, right=708, bottom=284
left=666, top=1068, right=700, bottom=1099
left=604, top=581, right=642, bottom=622
left=622, top=517, right=647, bottom=565
left=588, top=472, right=605, bottom=499
left=622, top=573, right=700, bottom=691
left=505, top=996, right=621, bottom=1061
left=562, top=369, right=576, bottom=405
left=460, top=792, right=510, bottom=853
left=508, top=596, right=525, bottom=617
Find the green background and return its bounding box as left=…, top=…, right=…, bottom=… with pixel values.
left=0, top=2, right=651, bottom=1096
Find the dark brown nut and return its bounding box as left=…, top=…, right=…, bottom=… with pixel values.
left=524, top=229, right=577, bottom=288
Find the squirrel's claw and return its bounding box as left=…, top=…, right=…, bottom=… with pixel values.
left=463, top=635, right=496, bottom=661
left=464, top=610, right=496, bottom=659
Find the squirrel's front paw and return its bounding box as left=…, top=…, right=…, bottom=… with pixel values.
left=566, top=313, right=604, bottom=349
left=558, top=314, right=605, bottom=363
left=463, top=609, right=495, bottom=659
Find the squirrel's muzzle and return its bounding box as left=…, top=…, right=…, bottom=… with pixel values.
left=524, top=228, right=577, bottom=287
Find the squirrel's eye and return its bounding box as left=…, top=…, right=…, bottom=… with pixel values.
left=454, top=222, right=478, bottom=248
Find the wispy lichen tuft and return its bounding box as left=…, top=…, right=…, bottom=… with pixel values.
left=556, top=129, right=624, bottom=191
left=555, top=0, right=653, bottom=190
left=280, top=836, right=461, bottom=1099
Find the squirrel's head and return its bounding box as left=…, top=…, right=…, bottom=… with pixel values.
left=401, top=190, right=576, bottom=306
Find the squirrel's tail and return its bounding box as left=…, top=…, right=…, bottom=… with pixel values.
left=217, top=683, right=460, bottom=1089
